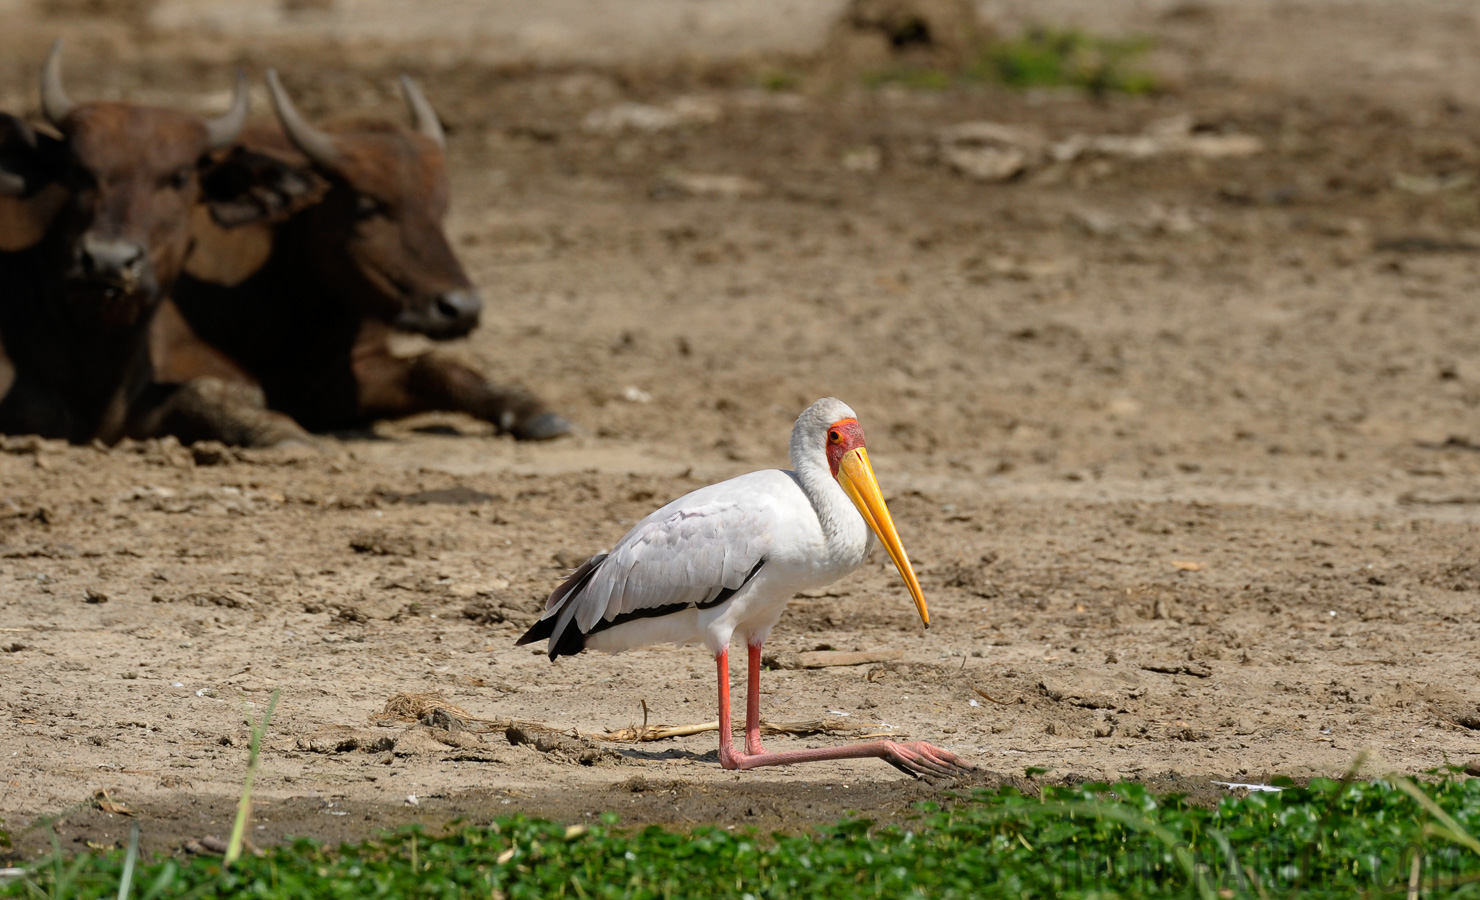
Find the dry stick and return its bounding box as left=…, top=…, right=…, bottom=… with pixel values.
left=974, top=687, right=1018, bottom=706
left=762, top=719, right=907, bottom=737
left=603, top=721, right=720, bottom=742
left=598, top=718, right=908, bottom=742
left=763, top=649, right=903, bottom=670
left=375, top=691, right=908, bottom=744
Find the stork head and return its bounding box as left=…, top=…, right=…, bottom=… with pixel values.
left=796, top=397, right=929, bottom=628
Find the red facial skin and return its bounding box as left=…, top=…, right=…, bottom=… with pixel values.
left=825, top=417, right=866, bottom=477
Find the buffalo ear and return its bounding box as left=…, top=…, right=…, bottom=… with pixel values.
left=184, top=206, right=275, bottom=287
left=0, top=114, right=65, bottom=252
left=0, top=185, right=66, bottom=253
left=0, top=114, right=49, bottom=192
left=198, top=146, right=327, bottom=228
left=188, top=147, right=328, bottom=286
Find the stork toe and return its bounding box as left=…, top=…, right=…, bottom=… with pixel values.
left=881, top=740, right=971, bottom=779
left=914, top=742, right=975, bottom=776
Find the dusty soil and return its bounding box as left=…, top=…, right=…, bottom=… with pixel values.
left=6, top=0, right=1480, bottom=861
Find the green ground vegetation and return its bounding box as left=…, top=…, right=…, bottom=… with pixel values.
left=864, top=26, right=1159, bottom=95
left=8, top=771, right=1480, bottom=899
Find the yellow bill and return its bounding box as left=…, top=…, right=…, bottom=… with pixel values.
left=836, top=447, right=929, bottom=627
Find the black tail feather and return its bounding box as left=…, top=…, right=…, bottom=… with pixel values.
left=515, top=552, right=609, bottom=659
left=548, top=616, right=589, bottom=659
left=513, top=614, right=555, bottom=647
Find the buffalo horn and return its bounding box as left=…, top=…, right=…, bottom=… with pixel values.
left=203, top=70, right=249, bottom=149
left=265, top=69, right=339, bottom=168
left=40, top=39, right=75, bottom=127
left=398, top=75, right=445, bottom=150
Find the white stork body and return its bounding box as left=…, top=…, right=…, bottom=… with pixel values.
left=581, top=468, right=873, bottom=657
left=518, top=398, right=970, bottom=779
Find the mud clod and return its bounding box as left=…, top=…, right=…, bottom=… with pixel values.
left=507, top=725, right=619, bottom=766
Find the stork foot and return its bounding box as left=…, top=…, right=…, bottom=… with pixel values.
left=718, top=738, right=973, bottom=781
left=878, top=740, right=974, bottom=780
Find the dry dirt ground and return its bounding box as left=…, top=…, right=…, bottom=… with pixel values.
left=6, top=0, right=1480, bottom=860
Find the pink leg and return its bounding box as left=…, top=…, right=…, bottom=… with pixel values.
left=715, top=643, right=972, bottom=780
left=716, top=648, right=744, bottom=769
left=745, top=642, right=766, bottom=755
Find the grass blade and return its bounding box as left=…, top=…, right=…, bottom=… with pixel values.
left=1207, top=827, right=1252, bottom=897
left=1391, top=774, right=1480, bottom=857
left=116, top=820, right=140, bottom=900
left=225, top=689, right=280, bottom=867
left=962, top=800, right=1217, bottom=900
left=137, top=861, right=178, bottom=900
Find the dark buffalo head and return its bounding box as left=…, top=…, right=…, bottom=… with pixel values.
left=0, top=40, right=247, bottom=329
left=261, top=71, right=481, bottom=339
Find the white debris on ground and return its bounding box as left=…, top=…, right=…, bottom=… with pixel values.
left=582, top=96, right=722, bottom=134
left=652, top=171, right=766, bottom=200
left=937, top=113, right=1264, bottom=182
left=1213, top=782, right=1284, bottom=793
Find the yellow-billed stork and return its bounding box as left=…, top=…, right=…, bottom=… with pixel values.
left=517, top=397, right=970, bottom=778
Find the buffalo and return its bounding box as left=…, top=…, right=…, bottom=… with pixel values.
left=0, top=41, right=256, bottom=444
left=152, top=70, right=571, bottom=445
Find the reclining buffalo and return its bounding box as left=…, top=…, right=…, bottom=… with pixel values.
left=0, top=41, right=251, bottom=444
left=0, top=46, right=570, bottom=448
left=151, top=70, right=571, bottom=445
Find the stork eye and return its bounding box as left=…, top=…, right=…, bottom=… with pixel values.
left=828, top=430, right=842, bottom=443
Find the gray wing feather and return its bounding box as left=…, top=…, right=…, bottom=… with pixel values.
left=558, top=473, right=787, bottom=636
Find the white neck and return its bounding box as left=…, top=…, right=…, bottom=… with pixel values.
left=788, top=398, right=867, bottom=549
